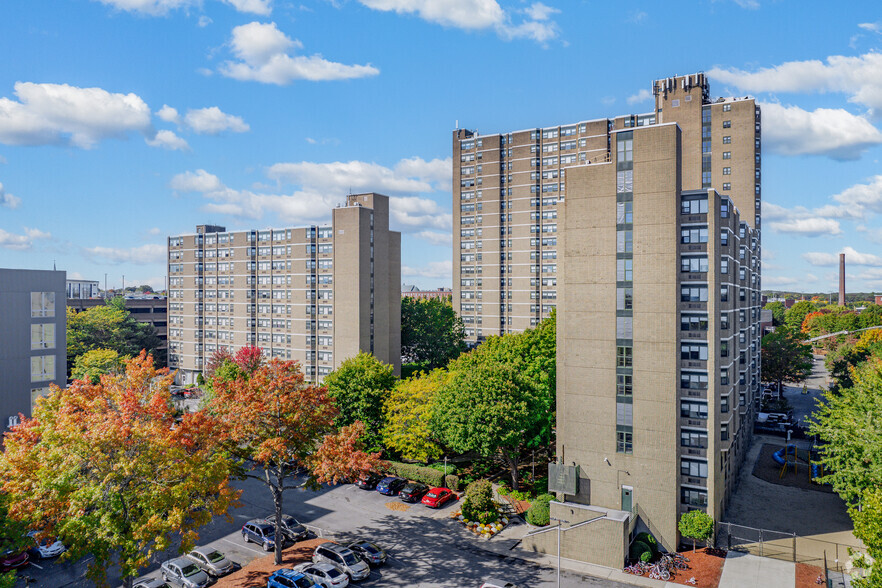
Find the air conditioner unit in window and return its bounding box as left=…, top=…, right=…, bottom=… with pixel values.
left=8, top=416, right=20, bottom=428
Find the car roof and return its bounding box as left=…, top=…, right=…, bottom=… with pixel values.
left=380, top=476, right=402, bottom=481
left=273, top=569, right=308, bottom=579
left=247, top=519, right=274, bottom=529
left=166, top=556, right=195, bottom=567
left=190, top=546, right=220, bottom=556
left=427, top=486, right=449, bottom=492
left=405, top=481, right=427, bottom=488
left=321, top=542, right=352, bottom=554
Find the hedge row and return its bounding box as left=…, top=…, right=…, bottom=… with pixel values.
left=384, top=461, right=461, bottom=490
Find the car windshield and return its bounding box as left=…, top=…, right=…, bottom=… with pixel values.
left=326, top=568, right=343, bottom=578
left=282, top=515, right=296, bottom=525
left=181, top=564, right=201, bottom=577
left=426, top=491, right=439, bottom=498
left=206, top=551, right=225, bottom=563
left=358, top=543, right=378, bottom=554
left=294, top=578, right=314, bottom=588
left=342, top=553, right=359, bottom=565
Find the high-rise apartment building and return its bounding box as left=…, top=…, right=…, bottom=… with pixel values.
left=167, top=193, right=400, bottom=384
left=0, top=268, right=67, bottom=429
left=456, top=74, right=761, bottom=566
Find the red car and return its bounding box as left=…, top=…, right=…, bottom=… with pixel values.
left=421, top=487, right=457, bottom=508
left=0, top=550, right=29, bottom=572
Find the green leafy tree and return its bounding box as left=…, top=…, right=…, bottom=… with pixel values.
left=71, top=348, right=124, bottom=383
left=382, top=369, right=448, bottom=462
left=810, top=358, right=882, bottom=587
left=678, top=510, right=714, bottom=552
left=0, top=353, right=237, bottom=588
left=764, top=301, right=786, bottom=326
left=761, top=327, right=813, bottom=393
left=323, top=352, right=396, bottom=449
left=401, top=297, right=466, bottom=370
left=432, top=349, right=545, bottom=491
left=785, top=300, right=818, bottom=331
left=67, top=298, right=163, bottom=374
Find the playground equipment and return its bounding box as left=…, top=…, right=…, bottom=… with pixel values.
left=772, top=445, right=800, bottom=478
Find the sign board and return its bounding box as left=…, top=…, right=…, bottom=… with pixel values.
left=548, top=463, right=579, bottom=495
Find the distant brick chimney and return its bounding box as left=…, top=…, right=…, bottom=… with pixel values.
left=839, top=253, right=846, bottom=306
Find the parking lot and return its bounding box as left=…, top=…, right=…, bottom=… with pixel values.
left=17, top=474, right=631, bottom=587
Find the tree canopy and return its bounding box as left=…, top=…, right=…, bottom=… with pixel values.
left=323, top=352, right=396, bottom=449
left=678, top=510, right=714, bottom=551
left=382, top=368, right=448, bottom=462
left=207, top=354, right=385, bottom=565
left=66, top=298, right=163, bottom=374
left=810, top=358, right=882, bottom=587
left=0, top=352, right=236, bottom=588
left=761, top=327, right=813, bottom=391
left=71, top=348, right=124, bottom=384
left=763, top=301, right=786, bottom=326
left=401, top=296, right=465, bottom=370
left=784, top=300, right=819, bottom=331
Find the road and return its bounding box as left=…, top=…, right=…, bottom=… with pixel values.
left=784, top=353, right=828, bottom=428
left=19, top=475, right=631, bottom=588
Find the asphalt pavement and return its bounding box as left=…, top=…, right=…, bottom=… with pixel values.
left=18, top=475, right=632, bottom=588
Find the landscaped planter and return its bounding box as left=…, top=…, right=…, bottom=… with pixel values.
left=450, top=507, right=510, bottom=539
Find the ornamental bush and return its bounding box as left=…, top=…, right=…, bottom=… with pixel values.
left=428, top=463, right=458, bottom=475
left=385, top=461, right=444, bottom=487
left=629, top=540, right=653, bottom=562
left=635, top=532, right=659, bottom=557
left=462, top=479, right=496, bottom=522
left=525, top=499, right=550, bottom=526
left=445, top=474, right=461, bottom=491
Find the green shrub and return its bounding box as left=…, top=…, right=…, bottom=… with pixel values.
left=476, top=509, right=499, bottom=524
left=509, top=490, right=531, bottom=501
left=445, top=474, right=461, bottom=491
left=629, top=540, right=652, bottom=562
left=534, top=493, right=555, bottom=504
left=635, top=532, right=658, bottom=557
left=525, top=500, right=550, bottom=526
left=428, top=463, right=458, bottom=475
left=385, top=461, right=444, bottom=487
left=497, top=486, right=510, bottom=497
left=462, top=479, right=495, bottom=521
left=640, top=550, right=652, bottom=563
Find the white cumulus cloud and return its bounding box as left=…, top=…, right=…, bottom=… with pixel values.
left=222, top=0, right=272, bottom=15
left=157, top=105, right=180, bottom=124
left=760, top=102, right=882, bottom=160
left=358, top=0, right=560, bottom=44
left=170, top=169, right=224, bottom=193
left=0, top=82, right=152, bottom=149
left=219, top=21, right=380, bottom=85
left=627, top=88, right=652, bottom=105
left=803, top=246, right=882, bottom=267
left=0, top=227, right=51, bottom=250
left=710, top=52, right=882, bottom=116
left=183, top=107, right=250, bottom=134
left=0, top=182, right=21, bottom=209
left=402, top=260, right=452, bottom=280
left=93, top=0, right=197, bottom=15
left=83, top=243, right=166, bottom=264
left=146, top=129, right=190, bottom=150
left=768, top=217, right=842, bottom=237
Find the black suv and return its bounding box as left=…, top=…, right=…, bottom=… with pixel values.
left=355, top=472, right=382, bottom=490
left=265, top=513, right=309, bottom=542
left=399, top=482, right=429, bottom=502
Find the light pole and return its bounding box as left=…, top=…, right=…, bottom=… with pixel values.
left=523, top=511, right=609, bottom=587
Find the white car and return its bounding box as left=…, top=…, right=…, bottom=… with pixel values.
left=292, top=562, right=350, bottom=588
left=480, top=581, right=520, bottom=588
left=27, top=531, right=65, bottom=559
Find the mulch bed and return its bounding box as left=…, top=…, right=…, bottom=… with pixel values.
left=795, top=562, right=826, bottom=588
left=752, top=444, right=833, bottom=493
left=214, top=538, right=328, bottom=588
left=666, top=548, right=726, bottom=588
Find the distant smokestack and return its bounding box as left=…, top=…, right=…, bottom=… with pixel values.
left=839, top=253, right=846, bottom=306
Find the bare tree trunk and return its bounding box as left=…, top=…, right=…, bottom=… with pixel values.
left=501, top=450, right=519, bottom=491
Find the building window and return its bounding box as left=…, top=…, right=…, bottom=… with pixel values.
left=722, top=167, right=731, bottom=175
left=617, top=201, right=633, bottom=224
left=617, top=230, right=633, bottom=253
left=720, top=340, right=729, bottom=357
left=616, top=316, right=633, bottom=339
left=681, top=487, right=708, bottom=507
left=617, top=135, right=633, bottom=165
left=722, top=182, right=731, bottom=191
left=617, top=346, right=633, bottom=367
left=617, top=259, right=633, bottom=282
left=617, top=287, right=633, bottom=310
left=721, top=423, right=730, bottom=441
left=31, top=356, right=55, bottom=382
left=681, top=256, right=709, bottom=273
left=681, top=344, right=708, bottom=361
left=722, top=104, right=731, bottom=112
left=681, top=459, right=709, bottom=478
left=681, top=197, right=708, bottom=215
left=30, top=323, right=56, bottom=350
left=681, top=400, right=708, bottom=419
left=616, top=430, right=633, bottom=454
left=616, top=170, right=633, bottom=193
left=722, top=151, right=731, bottom=159
left=722, top=120, right=731, bottom=128
left=680, top=286, right=709, bottom=302
left=681, top=314, right=708, bottom=332
left=681, top=430, right=707, bottom=448
left=723, top=136, right=731, bottom=144
left=681, top=372, right=709, bottom=390
left=680, top=227, right=708, bottom=243
left=617, top=374, right=633, bottom=396
left=31, top=292, right=55, bottom=318
left=721, top=395, right=730, bottom=413
left=721, top=230, right=729, bottom=246
left=721, top=368, right=730, bottom=386
left=721, top=258, right=729, bottom=274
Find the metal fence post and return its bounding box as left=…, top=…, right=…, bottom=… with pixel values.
left=727, top=522, right=732, bottom=551
left=759, top=529, right=763, bottom=557
left=792, top=532, right=796, bottom=563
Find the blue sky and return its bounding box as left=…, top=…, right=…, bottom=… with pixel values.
left=2, top=0, right=882, bottom=294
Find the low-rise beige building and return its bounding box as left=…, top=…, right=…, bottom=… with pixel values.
left=167, top=193, right=400, bottom=384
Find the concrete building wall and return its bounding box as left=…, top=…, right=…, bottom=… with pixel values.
left=0, top=269, right=67, bottom=427
left=167, top=194, right=400, bottom=384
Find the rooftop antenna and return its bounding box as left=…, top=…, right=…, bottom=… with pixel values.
left=53, top=259, right=56, bottom=271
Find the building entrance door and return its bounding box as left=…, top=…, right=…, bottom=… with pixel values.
left=621, top=486, right=633, bottom=512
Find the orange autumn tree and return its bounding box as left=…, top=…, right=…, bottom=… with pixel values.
left=0, top=352, right=237, bottom=588
left=208, top=355, right=385, bottom=565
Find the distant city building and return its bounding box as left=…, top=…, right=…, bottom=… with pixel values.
left=0, top=268, right=67, bottom=429
left=876, top=295, right=881, bottom=306
left=498, top=74, right=763, bottom=567
left=66, top=279, right=100, bottom=299
left=401, top=285, right=452, bottom=300
left=167, top=193, right=401, bottom=385
left=67, top=297, right=168, bottom=357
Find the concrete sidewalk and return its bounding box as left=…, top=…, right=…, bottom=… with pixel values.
left=718, top=551, right=794, bottom=588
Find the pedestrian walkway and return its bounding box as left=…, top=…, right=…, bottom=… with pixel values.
left=718, top=551, right=794, bottom=588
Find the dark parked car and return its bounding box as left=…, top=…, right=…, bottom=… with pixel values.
left=242, top=519, right=282, bottom=551
left=0, top=550, right=28, bottom=572
left=398, top=482, right=429, bottom=503
left=376, top=477, right=407, bottom=496
left=347, top=540, right=386, bottom=567
left=355, top=473, right=382, bottom=490
left=265, top=513, right=310, bottom=542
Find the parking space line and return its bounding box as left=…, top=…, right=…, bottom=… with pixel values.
left=220, top=537, right=265, bottom=556
left=30, top=563, right=44, bottom=570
